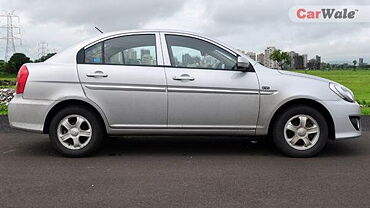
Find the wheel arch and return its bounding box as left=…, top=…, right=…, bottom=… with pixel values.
left=43, top=99, right=108, bottom=134
left=267, top=98, right=335, bottom=140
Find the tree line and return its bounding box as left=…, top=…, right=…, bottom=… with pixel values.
left=0, top=53, right=56, bottom=74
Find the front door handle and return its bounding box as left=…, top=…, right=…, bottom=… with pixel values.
left=86, top=71, right=108, bottom=78
left=173, top=74, right=195, bottom=81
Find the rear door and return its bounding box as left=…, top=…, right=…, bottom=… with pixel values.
left=161, top=33, right=260, bottom=133
left=77, top=33, right=167, bottom=129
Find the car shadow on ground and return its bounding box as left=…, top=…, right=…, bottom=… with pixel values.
left=6, top=132, right=368, bottom=158
left=101, top=136, right=279, bottom=157
left=2, top=115, right=368, bottom=158
left=98, top=136, right=366, bottom=158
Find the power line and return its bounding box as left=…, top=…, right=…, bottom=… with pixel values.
left=0, top=10, right=21, bottom=61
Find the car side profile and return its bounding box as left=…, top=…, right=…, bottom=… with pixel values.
left=8, top=30, right=361, bottom=157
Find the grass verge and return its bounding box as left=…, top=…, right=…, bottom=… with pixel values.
left=0, top=104, right=7, bottom=115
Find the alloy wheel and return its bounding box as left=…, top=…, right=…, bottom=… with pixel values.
left=283, top=114, right=320, bottom=151
left=57, top=115, right=93, bottom=150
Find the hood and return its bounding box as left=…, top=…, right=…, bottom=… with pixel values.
left=277, top=70, right=332, bottom=83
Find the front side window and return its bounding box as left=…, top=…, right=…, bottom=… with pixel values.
left=166, top=35, right=237, bottom=70
left=104, top=35, right=157, bottom=66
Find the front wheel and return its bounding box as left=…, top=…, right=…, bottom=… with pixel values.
left=272, top=105, right=328, bottom=157
left=49, top=106, right=104, bottom=157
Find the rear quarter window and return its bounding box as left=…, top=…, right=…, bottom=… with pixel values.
left=85, top=42, right=103, bottom=64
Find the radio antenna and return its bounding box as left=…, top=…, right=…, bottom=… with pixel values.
left=94, top=26, right=104, bottom=34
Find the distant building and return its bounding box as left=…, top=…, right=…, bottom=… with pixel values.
left=296, top=55, right=304, bottom=69
left=287, top=51, right=305, bottom=70
left=245, top=48, right=313, bottom=70
left=359, top=58, right=364, bottom=67
left=124, top=49, right=138, bottom=64
left=246, top=52, right=256, bottom=60
left=264, top=47, right=279, bottom=69
left=302, top=54, right=308, bottom=68
left=257, top=53, right=264, bottom=65
left=140, top=49, right=154, bottom=65
left=288, top=51, right=298, bottom=70
left=307, top=55, right=321, bottom=69
left=316, top=55, right=321, bottom=69
left=307, top=59, right=316, bottom=69
left=238, top=50, right=256, bottom=61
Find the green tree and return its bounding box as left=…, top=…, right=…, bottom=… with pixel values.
left=4, top=53, right=31, bottom=74
left=34, top=53, right=56, bottom=63
left=353, top=60, right=357, bottom=71
left=0, top=60, right=5, bottom=73
left=270, top=49, right=291, bottom=69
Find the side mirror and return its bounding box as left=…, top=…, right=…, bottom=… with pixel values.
left=237, top=56, right=250, bottom=71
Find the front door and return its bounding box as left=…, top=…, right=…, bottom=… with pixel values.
left=162, top=34, right=260, bottom=133
left=77, top=33, right=167, bottom=128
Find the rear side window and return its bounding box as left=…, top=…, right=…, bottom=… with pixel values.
left=104, top=35, right=157, bottom=66
left=85, top=42, right=103, bottom=64
left=82, top=34, right=157, bottom=66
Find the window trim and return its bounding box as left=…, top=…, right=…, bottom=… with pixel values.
left=164, top=34, right=242, bottom=71
left=77, top=34, right=158, bottom=67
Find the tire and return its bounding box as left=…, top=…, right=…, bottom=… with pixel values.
left=272, top=105, right=328, bottom=157
left=49, top=106, right=104, bottom=157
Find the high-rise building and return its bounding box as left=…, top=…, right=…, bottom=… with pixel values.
left=302, top=54, right=308, bottom=69
left=307, top=55, right=321, bottom=69
left=127, top=49, right=137, bottom=60
left=315, top=55, right=321, bottom=69
left=296, top=55, right=304, bottom=69
left=264, top=47, right=279, bottom=69
left=359, top=58, right=364, bottom=67
left=257, top=53, right=264, bottom=65
left=123, top=48, right=138, bottom=64
left=141, top=49, right=153, bottom=65
left=288, top=51, right=298, bottom=70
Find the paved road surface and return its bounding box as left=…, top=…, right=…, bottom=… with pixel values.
left=0, top=116, right=369, bottom=208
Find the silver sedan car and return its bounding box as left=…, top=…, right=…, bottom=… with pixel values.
left=8, top=30, right=361, bottom=157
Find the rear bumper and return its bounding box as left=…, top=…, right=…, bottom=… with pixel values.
left=8, top=95, right=53, bottom=133
left=319, top=100, right=362, bottom=140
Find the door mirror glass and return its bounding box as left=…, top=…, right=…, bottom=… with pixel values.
left=237, top=56, right=250, bottom=71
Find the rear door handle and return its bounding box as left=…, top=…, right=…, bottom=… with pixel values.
left=173, top=74, right=195, bottom=81
left=86, top=71, right=108, bottom=78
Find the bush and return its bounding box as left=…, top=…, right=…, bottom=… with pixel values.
left=4, top=53, right=31, bottom=74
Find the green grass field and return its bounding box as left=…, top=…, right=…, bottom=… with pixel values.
left=0, top=104, right=7, bottom=115
left=0, top=70, right=370, bottom=115
left=0, top=71, right=16, bottom=81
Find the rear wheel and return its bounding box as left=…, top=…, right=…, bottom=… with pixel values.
left=272, top=105, right=328, bottom=157
left=49, top=106, right=104, bottom=157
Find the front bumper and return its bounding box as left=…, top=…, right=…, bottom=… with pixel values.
left=319, top=100, right=362, bottom=140
left=8, top=95, right=53, bottom=133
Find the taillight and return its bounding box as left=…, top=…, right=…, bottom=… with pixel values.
left=16, top=65, right=29, bottom=94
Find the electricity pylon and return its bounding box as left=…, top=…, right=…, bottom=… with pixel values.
left=0, top=11, right=21, bottom=61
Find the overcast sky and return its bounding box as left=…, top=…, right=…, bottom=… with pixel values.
left=0, top=0, right=369, bottom=63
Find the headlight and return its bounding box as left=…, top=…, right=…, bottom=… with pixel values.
left=329, top=82, right=355, bottom=103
